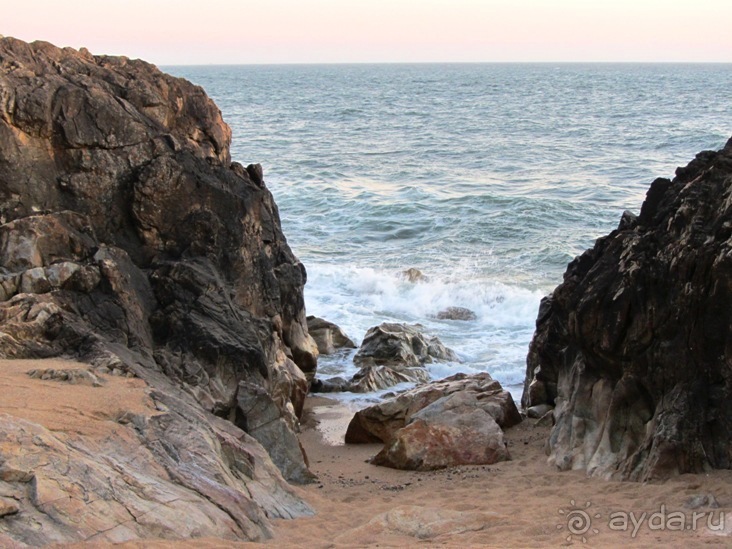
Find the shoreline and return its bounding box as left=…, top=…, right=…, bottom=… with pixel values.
left=0, top=359, right=729, bottom=548
left=267, top=395, right=732, bottom=548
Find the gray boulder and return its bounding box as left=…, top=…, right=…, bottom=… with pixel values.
left=354, top=322, right=459, bottom=368
left=306, top=316, right=356, bottom=355
left=349, top=323, right=459, bottom=392
left=435, top=307, right=477, bottom=321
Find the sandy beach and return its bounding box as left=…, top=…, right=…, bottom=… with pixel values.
left=1, top=360, right=729, bottom=548
left=267, top=396, right=732, bottom=548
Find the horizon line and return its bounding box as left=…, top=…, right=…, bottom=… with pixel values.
left=160, top=60, right=732, bottom=68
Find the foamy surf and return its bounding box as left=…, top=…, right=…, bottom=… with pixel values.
left=305, top=263, right=543, bottom=405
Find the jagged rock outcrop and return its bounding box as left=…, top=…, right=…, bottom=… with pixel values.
left=0, top=359, right=311, bottom=545
left=346, top=373, right=521, bottom=470
left=0, top=37, right=318, bottom=543
left=523, top=138, right=732, bottom=481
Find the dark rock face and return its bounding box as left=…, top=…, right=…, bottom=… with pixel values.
left=523, top=138, right=732, bottom=481
left=0, top=37, right=318, bottom=542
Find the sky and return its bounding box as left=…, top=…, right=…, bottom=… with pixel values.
left=4, top=0, right=732, bottom=65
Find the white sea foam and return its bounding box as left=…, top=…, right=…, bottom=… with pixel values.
left=305, top=263, right=544, bottom=395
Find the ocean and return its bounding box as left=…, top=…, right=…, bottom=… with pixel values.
left=167, top=63, right=732, bottom=405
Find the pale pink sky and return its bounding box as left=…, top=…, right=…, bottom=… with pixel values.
left=4, top=0, right=731, bottom=64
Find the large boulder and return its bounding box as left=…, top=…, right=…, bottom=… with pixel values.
left=371, top=409, right=510, bottom=470
left=354, top=323, right=459, bottom=368
left=0, top=37, right=317, bottom=543
left=348, top=323, right=458, bottom=392
left=346, top=372, right=521, bottom=443
left=370, top=376, right=520, bottom=470
left=523, top=138, right=732, bottom=481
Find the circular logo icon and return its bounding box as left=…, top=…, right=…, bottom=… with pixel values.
left=558, top=500, right=601, bottom=543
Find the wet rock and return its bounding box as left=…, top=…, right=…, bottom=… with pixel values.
left=348, top=323, right=459, bottom=393
left=310, top=376, right=350, bottom=393
left=354, top=323, right=459, bottom=368
left=401, top=268, right=427, bottom=283
left=307, top=316, right=356, bottom=355
left=522, top=137, right=732, bottom=481
left=347, top=363, right=431, bottom=393
left=435, top=307, right=477, bottom=321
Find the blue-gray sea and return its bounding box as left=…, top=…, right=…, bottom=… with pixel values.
left=168, top=63, right=732, bottom=404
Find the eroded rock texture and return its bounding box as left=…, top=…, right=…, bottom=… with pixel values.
left=347, top=373, right=521, bottom=470
left=349, top=323, right=459, bottom=392
left=0, top=37, right=318, bottom=543
left=523, top=138, right=732, bottom=481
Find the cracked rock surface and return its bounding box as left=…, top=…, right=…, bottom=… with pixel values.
left=523, top=138, right=732, bottom=481
left=0, top=37, right=317, bottom=544
left=0, top=359, right=311, bottom=545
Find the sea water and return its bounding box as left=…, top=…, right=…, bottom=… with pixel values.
left=167, top=63, right=732, bottom=404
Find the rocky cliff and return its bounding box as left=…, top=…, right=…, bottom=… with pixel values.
left=523, top=138, right=732, bottom=481
left=0, top=36, right=318, bottom=543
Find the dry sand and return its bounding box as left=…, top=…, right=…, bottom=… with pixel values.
left=268, top=396, right=732, bottom=548
left=0, top=358, right=156, bottom=438
left=2, top=359, right=730, bottom=548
